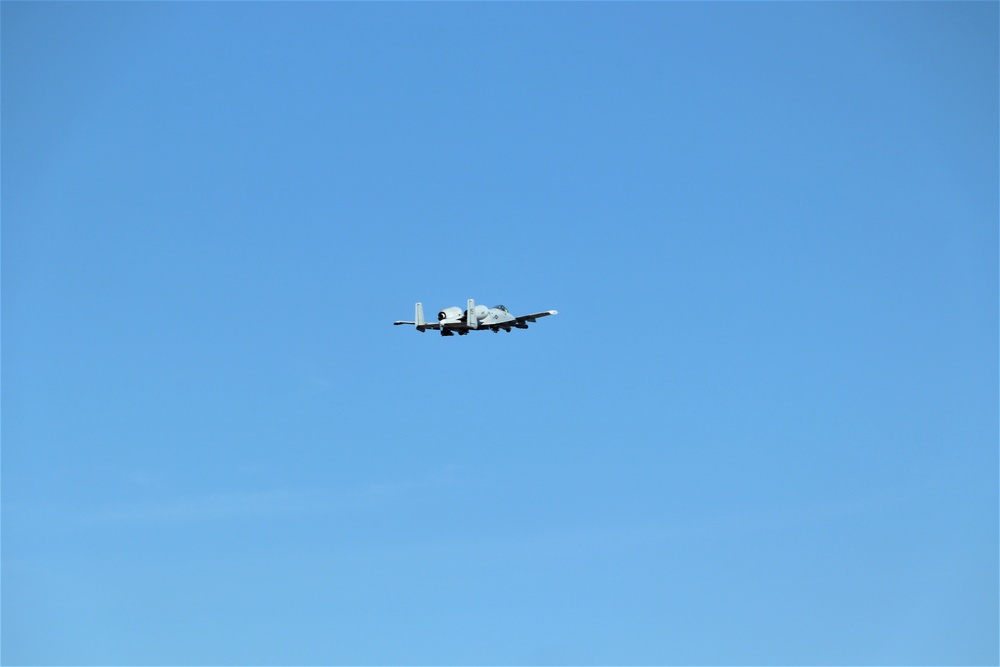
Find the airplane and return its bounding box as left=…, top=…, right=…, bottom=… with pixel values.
left=394, top=299, right=558, bottom=336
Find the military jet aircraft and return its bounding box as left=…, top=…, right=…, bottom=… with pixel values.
left=394, top=299, right=558, bottom=336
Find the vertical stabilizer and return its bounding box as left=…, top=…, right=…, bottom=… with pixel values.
left=467, top=298, right=477, bottom=329
left=415, top=302, right=425, bottom=328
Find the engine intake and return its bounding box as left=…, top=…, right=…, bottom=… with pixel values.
left=438, top=306, right=463, bottom=321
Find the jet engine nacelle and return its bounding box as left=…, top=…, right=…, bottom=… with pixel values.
left=438, top=306, right=463, bottom=321
left=470, top=304, right=489, bottom=321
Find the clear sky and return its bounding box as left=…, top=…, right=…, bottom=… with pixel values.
left=2, top=2, right=997, bottom=665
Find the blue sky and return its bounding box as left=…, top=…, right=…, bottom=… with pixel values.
left=2, top=2, right=997, bottom=665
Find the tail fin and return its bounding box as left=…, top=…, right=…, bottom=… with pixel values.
left=415, top=302, right=425, bottom=328
left=467, top=298, right=477, bottom=329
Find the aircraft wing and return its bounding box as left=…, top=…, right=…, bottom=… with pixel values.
left=394, top=307, right=557, bottom=333
left=514, top=310, right=558, bottom=325
left=392, top=320, right=442, bottom=330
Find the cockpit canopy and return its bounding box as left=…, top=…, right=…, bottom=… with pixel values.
left=492, top=305, right=508, bottom=312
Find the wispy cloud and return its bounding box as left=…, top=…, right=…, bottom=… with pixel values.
left=77, top=463, right=464, bottom=526
left=362, top=463, right=460, bottom=499
left=84, top=488, right=332, bottom=525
